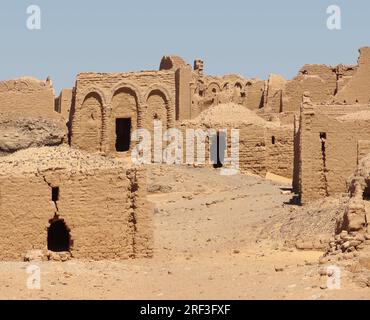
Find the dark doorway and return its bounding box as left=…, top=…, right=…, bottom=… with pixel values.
left=211, top=132, right=226, bottom=168
left=47, top=219, right=71, bottom=252
left=115, top=118, right=131, bottom=152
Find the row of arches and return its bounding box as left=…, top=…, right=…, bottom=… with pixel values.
left=77, top=82, right=173, bottom=108
left=73, top=83, right=173, bottom=154
left=200, top=80, right=253, bottom=97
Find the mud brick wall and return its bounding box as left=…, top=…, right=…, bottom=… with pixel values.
left=265, top=126, right=294, bottom=179
left=56, top=88, right=73, bottom=120
left=191, top=74, right=265, bottom=115
left=238, top=124, right=267, bottom=175
left=335, top=47, right=370, bottom=104
left=298, top=103, right=370, bottom=204
left=180, top=122, right=293, bottom=179
left=0, top=166, right=153, bottom=261
left=264, top=74, right=286, bottom=113
left=71, top=71, right=176, bottom=156
left=283, top=65, right=337, bottom=112
left=0, top=78, right=57, bottom=118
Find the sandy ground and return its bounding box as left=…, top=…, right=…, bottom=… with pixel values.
left=0, top=165, right=369, bottom=300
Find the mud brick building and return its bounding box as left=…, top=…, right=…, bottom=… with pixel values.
left=0, top=146, right=153, bottom=260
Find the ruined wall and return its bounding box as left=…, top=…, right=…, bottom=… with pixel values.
left=0, top=149, right=153, bottom=260
left=190, top=78, right=206, bottom=118
left=335, top=64, right=357, bottom=94
left=56, top=88, right=73, bottom=120
left=246, top=79, right=266, bottom=110
left=0, top=77, right=67, bottom=155
left=159, top=55, right=193, bottom=121
left=159, top=55, right=187, bottom=71
left=188, top=60, right=346, bottom=117
left=0, top=77, right=56, bottom=118
left=181, top=103, right=294, bottom=179
left=188, top=59, right=265, bottom=117
left=71, top=71, right=176, bottom=155
left=175, top=66, right=193, bottom=121
left=265, top=126, right=294, bottom=179
left=335, top=47, right=370, bottom=104
left=297, top=100, right=370, bottom=204
left=283, top=65, right=337, bottom=112
left=180, top=122, right=293, bottom=178
left=238, top=124, right=268, bottom=176
left=264, top=74, right=286, bottom=113
left=191, top=76, right=265, bottom=113
left=279, top=49, right=366, bottom=114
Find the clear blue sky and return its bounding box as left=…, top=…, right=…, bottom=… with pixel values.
left=0, top=0, right=369, bottom=92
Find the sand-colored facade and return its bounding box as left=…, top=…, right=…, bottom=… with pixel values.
left=181, top=104, right=294, bottom=178
left=294, top=48, right=370, bottom=204
left=2, top=47, right=370, bottom=261
left=71, top=70, right=177, bottom=155
left=295, top=96, right=370, bottom=204
left=0, top=77, right=57, bottom=119
left=0, top=147, right=153, bottom=261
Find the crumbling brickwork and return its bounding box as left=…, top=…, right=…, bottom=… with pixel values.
left=181, top=103, right=294, bottom=178
left=334, top=47, right=370, bottom=104
left=55, top=88, right=73, bottom=121
left=0, top=146, right=153, bottom=261
left=283, top=65, right=337, bottom=113
left=0, top=77, right=57, bottom=119
left=264, top=74, right=286, bottom=113
left=296, top=95, right=370, bottom=204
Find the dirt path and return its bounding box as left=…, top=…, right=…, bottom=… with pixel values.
left=0, top=165, right=369, bottom=299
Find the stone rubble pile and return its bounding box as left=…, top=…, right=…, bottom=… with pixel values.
left=320, top=230, right=370, bottom=263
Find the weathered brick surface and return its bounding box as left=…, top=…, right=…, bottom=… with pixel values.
left=297, top=102, right=370, bottom=204
left=71, top=71, right=176, bottom=156
left=0, top=147, right=153, bottom=261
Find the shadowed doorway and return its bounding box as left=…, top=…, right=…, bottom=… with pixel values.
left=115, top=118, right=132, bottom=152
left=47, top=219, right=71, bottom=252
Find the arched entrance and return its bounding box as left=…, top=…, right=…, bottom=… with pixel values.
left=47, top=219, right=71, bottom=252
left=111, top=87, right=139, bottom=153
